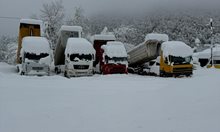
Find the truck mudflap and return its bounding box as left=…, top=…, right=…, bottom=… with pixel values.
left=102, top=64, right=127, bottom=74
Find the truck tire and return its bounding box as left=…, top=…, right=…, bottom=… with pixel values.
left=20, top=71, right=25, bottom=75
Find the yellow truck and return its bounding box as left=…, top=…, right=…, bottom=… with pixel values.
left=159, top=41, right=193, bottom=77
left=128, top=34, right=193, bottom=77
left=17, top=19, right=43, bottom=64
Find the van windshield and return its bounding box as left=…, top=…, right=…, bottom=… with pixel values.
left=70, top=54, right=93, bottom=61
left=25, top=52, right=49, bottom=60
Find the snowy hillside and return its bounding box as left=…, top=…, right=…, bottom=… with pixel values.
left=0, top=62, right=220, bottom=132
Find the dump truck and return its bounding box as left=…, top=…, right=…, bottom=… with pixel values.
left=128, top=33, right=168, bottom=73
left=54, top=26, right=95, bottom=77
left=54, top=25, right=82, bottom=73
left=91, top=33, right=116, bottom=73
left=17, top=19, right=43, bottom=64
left=101, top=41, right=128, bottom=74
left=63, top=38, right=95, bottom=77
left=19, top=37, right=51, bottom=76
left=128, top=33, right=193, bottom=77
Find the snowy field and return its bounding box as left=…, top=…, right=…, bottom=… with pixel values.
left=0, top=62, right=220, bottom=132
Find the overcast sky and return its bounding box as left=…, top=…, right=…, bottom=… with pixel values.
left=0, top=0, right=220, bottom=37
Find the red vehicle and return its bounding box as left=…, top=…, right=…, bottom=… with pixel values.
left=101, top=41, right=128, bottom=74
left=92, top=34, right=115, bottom=73
left=92, top=35, right=128, bottom=74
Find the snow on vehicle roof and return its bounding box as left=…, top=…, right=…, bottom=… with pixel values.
left=20, top=19, right=43, bottom=25
left=65, top=38, right=95, bottom=55
left=59, top=25, right=82, bottom=32
left=145, top=33, right=169, bottom=42
left=161, top=41, right=193, bottom=57
left=21, top=37, right=50, bottom=55
left=195, top=46, right=220, bottom=58
left=91, top=34, right=116, bottom=42
left=101, top=41, right=127, bottom=58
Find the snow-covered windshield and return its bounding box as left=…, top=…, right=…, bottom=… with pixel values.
left=24, top=52, right=49, bottom=60
left=69, top=54, right=93, bottom=61
left=105, top=55, right=127, bottom=62
left=170, top=55, right=192, bottom=64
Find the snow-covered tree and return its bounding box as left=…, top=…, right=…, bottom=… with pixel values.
left=66, top=7, right=90, bottom=38
left=0, top=36, right=17, bottom=64
left=40, top=0, right=65, bottom=50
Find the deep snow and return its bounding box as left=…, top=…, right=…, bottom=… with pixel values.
left=0, top=62, right=220, bottom=132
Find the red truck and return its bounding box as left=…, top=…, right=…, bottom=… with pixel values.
left=91, top=34, right=128, bottom=74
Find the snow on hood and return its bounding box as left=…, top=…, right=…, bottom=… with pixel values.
left=59, top=25, right=82, bottom=33
left=65, top=38, right=95, bottom=55
left=21, top=37, right=50, bottom=55
left=101, top=41, right=127, bottom=58
left=162, top=41, right=193, bottom=57
left=145, top=33, right=169, bottom=42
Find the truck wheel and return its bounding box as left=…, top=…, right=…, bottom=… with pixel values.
left=160, top=71, right=164, bottom=77
left=17, top=66, right=20, bottom=73
left=55, top=67, right=61, bottom=74
left=20, top=71, right=25, bottom=75
left=64, top=71, right=69, bottom=78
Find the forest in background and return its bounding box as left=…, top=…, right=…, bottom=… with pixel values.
left=1, top=0, right=220, bottom=64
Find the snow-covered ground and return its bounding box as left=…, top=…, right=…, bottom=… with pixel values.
left=0, top=62, right=220, bottom=132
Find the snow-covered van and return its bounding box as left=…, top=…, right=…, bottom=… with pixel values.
left=64, top=38, right=95, bottom=77
left=19, top=37, right=51, bottom=76
left=101, top=41, right=128, bottom=74
left=54, top=25, right=83, bottom=74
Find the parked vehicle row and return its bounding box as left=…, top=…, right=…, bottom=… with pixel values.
left=16, top=18, right=195, bottom=78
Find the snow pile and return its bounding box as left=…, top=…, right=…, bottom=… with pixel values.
left=1, top=62, right=220, bottom=132
left=145, top=33, right=169, bottom=42
left=59, top=25, right=82, bottom=33
left=162, top=41, right=193, bottom=57
left=65, top=38, right=95, bottom=55
left=101, top=41, right=127, bottom=58
left=21, top=37, right=50, bottom=55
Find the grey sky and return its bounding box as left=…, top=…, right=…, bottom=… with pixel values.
left=0, top=0, right=219, bottom=37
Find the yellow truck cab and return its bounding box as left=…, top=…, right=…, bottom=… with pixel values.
left=160, top=41, right=193, bottom=77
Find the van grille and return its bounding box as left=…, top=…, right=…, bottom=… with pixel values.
left=74, top=65, right=89, bottom=70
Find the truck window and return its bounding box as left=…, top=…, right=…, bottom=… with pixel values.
left=149, top=61, right=155, bottom=66
left=214, top=60, right=220, bottom=64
